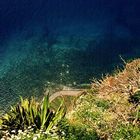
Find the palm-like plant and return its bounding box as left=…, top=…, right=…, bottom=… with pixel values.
left=0, top=95, right=65, bottom=134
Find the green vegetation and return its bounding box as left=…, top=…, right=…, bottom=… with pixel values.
left=0, top=59, right=140, bottom=139
left=113, top=124, right=140, bottom=140
left=0, top=96, right=65, bottom=139
left=58, top=119, right=99, bottom=140
left=67, top=59, right=140, bottom=139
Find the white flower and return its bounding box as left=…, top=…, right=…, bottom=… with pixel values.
left=28, top=126, right=32, bottom=129
left=11, top=130, right=16, bottom=133
left=52, top=126, right=57, bottom=129
left=18, top=130, right=22, bottom=134
left=27, top=134, right=31, bottom=138
left=14, top=135, right=21, bottom=140
left=61, top=131, right=65, bottom=135
left=33, top=136, right=38, bottom=140
left=11, top=134, right=15, bottom=139
left=35, top=134, right=40, bottom=138
left=22, top=132, right=27, bottom=136
left=43, top=131, right=48, bottom=135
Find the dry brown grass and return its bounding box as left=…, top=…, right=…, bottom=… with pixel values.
left=67, top=59, right=140, bottom=139
left=92, top=59, right=140, bottom=125
left=92, top=59, right=140, bottom=97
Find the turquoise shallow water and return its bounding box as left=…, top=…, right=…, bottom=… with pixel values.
left=0, top=0, right=140, bottom=111
left=0, top=35, right=140, bottom=113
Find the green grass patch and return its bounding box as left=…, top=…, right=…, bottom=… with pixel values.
left=113, top=124, right=140, bottom=140
left=58, top=119, right=99, bottom=140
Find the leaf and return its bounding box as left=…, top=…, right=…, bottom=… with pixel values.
left=41, top=95, right=49, bottom=128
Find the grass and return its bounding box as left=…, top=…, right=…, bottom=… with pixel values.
left=51, top=96, right=79, bottom=113
left=113, top=124, right=140, bottom=140
left=66, top=59, right=140, bottom=139
left=58, top=118, right=99, bottom=140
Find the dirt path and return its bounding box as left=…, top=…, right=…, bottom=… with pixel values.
left=48, top=89, right=85, bottom=102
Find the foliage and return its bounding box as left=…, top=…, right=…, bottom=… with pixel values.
left=1, top=53, right=140, bottom=139
left=95, top=99, right=110, bottom=111
left=92, top=59, right=140, bottom=99
left=0, top=96, right=65, bottom=138
left=58, top=119, right=99, bottom=140
left=1, top=126, right=64, bottom=140
left=67, top=59, right=140, bottom=139
left=67, top=92, right=140, bottom=139
left=113, top=124, right=140, bottom=140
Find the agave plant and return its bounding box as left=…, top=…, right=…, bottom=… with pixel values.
left=0, top=95, right=65, bottom=135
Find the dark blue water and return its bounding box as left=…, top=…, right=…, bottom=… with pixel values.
left=0, top=0, right=140, bottom=40
left=0, top=0, right=140, bottom=110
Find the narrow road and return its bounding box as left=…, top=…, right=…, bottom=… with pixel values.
left=48, top=89, right=85, bottom=102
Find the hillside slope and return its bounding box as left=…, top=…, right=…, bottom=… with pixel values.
left=66, top=59, right=140, bottom=140
left=0, top=59, right=140, bottom=140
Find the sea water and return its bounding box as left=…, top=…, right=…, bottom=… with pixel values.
left=0, top=0, right=140, bottom=111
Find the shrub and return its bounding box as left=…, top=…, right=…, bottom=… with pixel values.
left=95, top=99, right=110, bottom=111
left=0, top=96, right=65, bottom=137
left=58, top=119, right=99, bottom=140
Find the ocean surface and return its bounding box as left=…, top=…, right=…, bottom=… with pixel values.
left=0, top=0, right=140, bottom=111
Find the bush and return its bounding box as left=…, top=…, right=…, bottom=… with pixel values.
left=0, top=96, right=65, bottom=138
left=95, top=99, right=110, bottom=111
left=58, top=119, right=99, bottom=140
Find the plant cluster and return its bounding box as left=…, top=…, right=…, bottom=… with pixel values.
left=58, top=119, right=99, bottom=140
left=67, top=59, right=140, bottom=139
left=0, top=96, right=65, bottom=139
